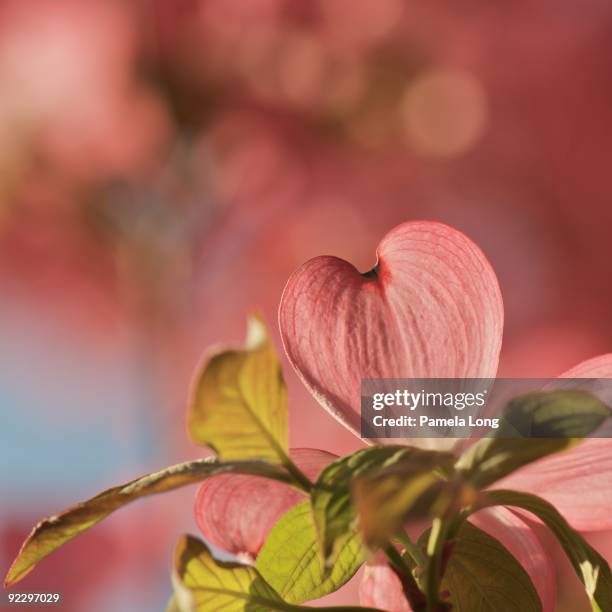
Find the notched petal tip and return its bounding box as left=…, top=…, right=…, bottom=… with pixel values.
left=279, top=220, right=504, bottom=444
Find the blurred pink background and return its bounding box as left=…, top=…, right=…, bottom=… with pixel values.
left=1, top=1, right=612, bottom=610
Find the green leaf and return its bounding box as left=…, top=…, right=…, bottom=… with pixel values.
left=256, top=501, right=363, bottom=604
left=432, top=522, right=541, bottom=612
left=173, top=534, right=287, bottom=612
left=172, top=535, right=382, bottom=612
left=312, top=446, right=453, bottom=562
left=354, top=469, right=462, bottom=550
left=188, top=314, right=289, bottom=464
left=481, top=490, right=612, bottom=612
left=4, top=458, right=293, bottom=586
left=455, top=390, right=611, bottom=488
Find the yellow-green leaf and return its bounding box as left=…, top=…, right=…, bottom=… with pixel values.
left=173, top=534, right=287, bottom=612
left=4, top=458, right=293, bottom=586
left=172, top=535, right=382, bottom=612
left=256, top=501, right=363, bottom=603
left=188, top=314, right=289, bottom=463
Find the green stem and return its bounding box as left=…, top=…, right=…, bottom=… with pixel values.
left=425, top=518, right=448, bottom=611
left=385, top=545, right=427, bottom=611
left=394, top=531, right=426, bottom=569
left=423, top=509, right=471, bottom=611
left=281, top=454, right=314, bottom=493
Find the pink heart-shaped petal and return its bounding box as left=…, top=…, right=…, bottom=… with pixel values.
left=496, top=353, right=612, bottom=532
left=194, top=448, right=336, bottom=559
left=279, top=221, right=504, bottom=440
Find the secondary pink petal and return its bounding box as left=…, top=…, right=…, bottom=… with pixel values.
left=279, top=221, right=504, bottom=439
left=495, top=438, right=612, bottom=531
left=359, top=556, right=412, bottom=612
left=561, top=353, right=612, bottom=378
left=470, top=507, right=555, bottom=612
left=194, top=448, right=336, bottom=559
left=497, top=353, right=612, bottom=531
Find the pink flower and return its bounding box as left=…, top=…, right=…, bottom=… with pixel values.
left=196, top=221, right=611, bottom=610
left=279, top=221, right=612, bottom=611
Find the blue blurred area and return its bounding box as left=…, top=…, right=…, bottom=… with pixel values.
left=0, top=290, right=181, bottom=611
left=0, top=297, right=160, bottom=503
